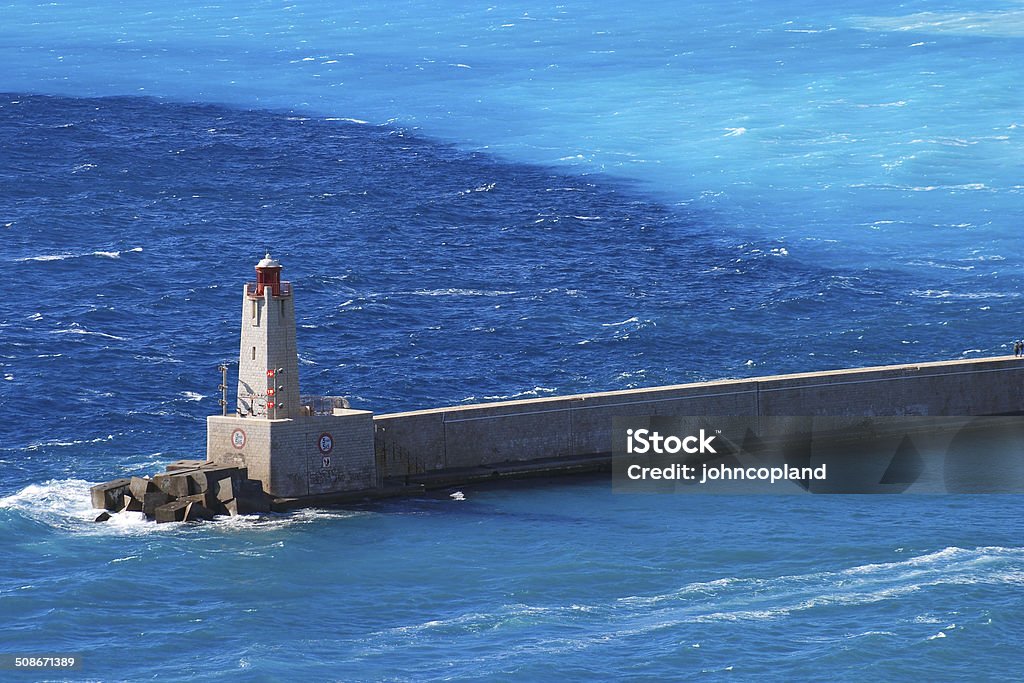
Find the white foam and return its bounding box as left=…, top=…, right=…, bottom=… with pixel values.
left=16, top=253, right=74, bottom=262
left=375, top=603, right=556, bottom=640
left=457, top=182, right=496, bottom=195
left=852, top=10, right=1024, bottom=38
left=910, top=289, right=1016, bottom=300
left=400, top=288, right=516, bottom=297
left=478, top=386, right=556, bottom=400
left=351, top=545, right=1022, bottom=662
left=611, top=546, right=1024, bottom=626
left=24, top=434, right=114, bottom=451
left=0, top=478, right=113, bottom=530
left=854, top=100, right=907, bottom=108
left=0, top=478, right=371, bottom=536
left=16, top=247, right=142, bottom=263
left=50, top=326, right=127, bottom=341
left=93, top=247, right=143, bottom=259
left=324, top=117, right=369, bottom=124
left=180, top=391, right=205, bottom=402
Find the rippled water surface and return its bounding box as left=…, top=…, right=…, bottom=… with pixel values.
left=2, top=0, right=1024, bottom=679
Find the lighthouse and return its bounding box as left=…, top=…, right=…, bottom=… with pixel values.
left=236, top=253, right=301, bottom=419
left=206, top=254, right=378, bottom=498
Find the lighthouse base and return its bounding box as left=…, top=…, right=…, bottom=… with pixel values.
left=206, top=410, right=377, bottom=498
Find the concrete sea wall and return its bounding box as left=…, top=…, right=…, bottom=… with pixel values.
left=372, top=357, right=1024, bottom=482
left=209, top=410, right=376, bottom=497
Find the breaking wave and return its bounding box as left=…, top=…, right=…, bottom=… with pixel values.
left=0, top=479, right=371, bottom=536
left=15, top=247, right=143, bottom=262
left=354, top=545, right=1024, bottom=661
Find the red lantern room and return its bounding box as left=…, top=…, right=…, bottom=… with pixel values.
left=254, top=253, right=283, bottom=297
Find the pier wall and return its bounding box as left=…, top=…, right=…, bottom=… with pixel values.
left=209, top=410, right=376, bottom=498
left=372, top=357, right=1024, bottom=480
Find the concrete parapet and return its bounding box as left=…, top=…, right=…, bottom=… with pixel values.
left=754, top=357, right=1024, bottom=417
left=373, top=410, right=446, bottom=479
left=374, top=379, right=764, bottom=478
left=374, top=357, right=1024, bottom=481
left=569, top=380, right=759, bottom=457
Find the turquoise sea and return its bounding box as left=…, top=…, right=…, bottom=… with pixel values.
left=2, top=1, right=1024, bottom=679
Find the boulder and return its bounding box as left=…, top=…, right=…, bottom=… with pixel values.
left=186, top=469, right=213, bottom=493
left=90, top=478, right=131, bottom=511
left=180, top=491, right=227, bottom=516
left=154, top=500, right=190, bottom=523
left=183, top=501, right=216, bottom=522
left=199, top=461, right=247, bottom=475
left=152, top=471, right=193, bottom=498
left=142, top=490, right=172, bottom=517
left=97, top=463, right=269, bottom=523
left=206, top=497, right=228, bottom=516
left=166, top=459, right=206, bottom=472
left=189, top=465, right=245, bottom=496
left=94, top=511, right=112, bottom=523
left=236, top=480, right=272, bottom=514
left=129, top=476, right=156, bottom=501
left=213, top=476, right=235, bottom=503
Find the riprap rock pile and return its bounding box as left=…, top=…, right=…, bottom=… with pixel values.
left=90, top=460, right=272, bottom=523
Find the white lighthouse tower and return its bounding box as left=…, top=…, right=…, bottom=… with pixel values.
left=206, top=254, right=377, bottom=498
left=236, top=253, right=301, bottom=419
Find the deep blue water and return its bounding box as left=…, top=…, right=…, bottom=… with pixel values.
left=2, top=1, right=1024, bottom=680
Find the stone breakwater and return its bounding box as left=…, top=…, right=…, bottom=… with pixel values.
left=90, top=460, right=272, bottom=523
